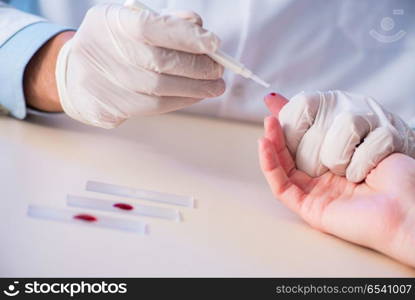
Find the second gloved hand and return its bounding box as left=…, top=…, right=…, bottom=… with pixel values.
left=56, top=4, right=225, bottom=128
left=270, top=90, right=415, bottom=182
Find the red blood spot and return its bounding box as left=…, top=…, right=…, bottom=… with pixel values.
left=73, top=214, right=97, bottom=222
left=113, top=203, right=134, bottom=211
left=269, top=92, right=277, bottom=96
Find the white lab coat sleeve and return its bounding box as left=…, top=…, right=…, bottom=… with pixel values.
left=0, top=1, right=72, bottom=118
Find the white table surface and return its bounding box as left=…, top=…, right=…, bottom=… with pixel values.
left=1, top=112, right=414, bottom=277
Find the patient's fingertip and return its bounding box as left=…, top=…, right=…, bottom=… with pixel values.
left=263, top=93, right=274, bottom=104
left=264, top=92, right=288, bottom=114
left=264, top=92, right=280, bottom=101
left=272, top=93, right=288, bottom=103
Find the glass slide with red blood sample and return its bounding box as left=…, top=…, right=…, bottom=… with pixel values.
left=86, top=181, right=194, bottom=208
left=27, top=205, right=147, bottom=234
left=66, top=195, right=181, bottom=221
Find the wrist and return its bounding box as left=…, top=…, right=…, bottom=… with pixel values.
left=23, top=31, right=76, bottom=112
left=387, top=201, right=415, bottom=267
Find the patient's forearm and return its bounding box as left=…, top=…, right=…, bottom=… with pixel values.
left=23, top=31, right=75, bottom=112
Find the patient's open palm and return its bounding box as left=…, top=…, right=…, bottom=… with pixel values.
left=259, top=116, right=415, bottom=266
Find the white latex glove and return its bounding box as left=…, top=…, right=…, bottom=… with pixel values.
left=279, top=90, right=415, bottom=182
left=56, top=4, right=225, bottom=129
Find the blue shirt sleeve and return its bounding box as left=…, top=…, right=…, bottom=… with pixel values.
left=0, top=21, right=73, bottom=119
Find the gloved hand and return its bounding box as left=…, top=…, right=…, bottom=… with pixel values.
left=266, top=91, right=415, bottom=182
left=56, top=4, right=225, bottom=129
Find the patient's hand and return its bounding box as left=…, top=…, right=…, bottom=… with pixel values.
left=258, top=115, right=415, bottom=267
left=263, top=91, right=415, bottom=183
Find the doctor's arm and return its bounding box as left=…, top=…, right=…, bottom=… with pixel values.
left=2, top=2, right=225, bottom=128
left=259, top=93, right=415, bottom=267
left=24, top=31, right=74, bottom=112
